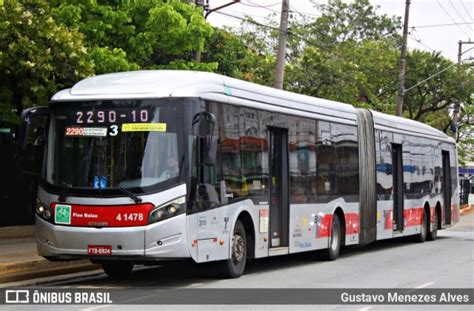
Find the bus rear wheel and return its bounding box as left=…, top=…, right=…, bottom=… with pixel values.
left=427, top=209, right=438, bottom=241
left=321, top=214, right=342, bottom=261
left=101, top=262, right=133, bottom=278
left=217, top=220, right=247, bottom=278
left=414, top=209, right=428, bottom=243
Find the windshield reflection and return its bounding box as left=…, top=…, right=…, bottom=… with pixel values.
left=44, top=99, right=182, bottom=192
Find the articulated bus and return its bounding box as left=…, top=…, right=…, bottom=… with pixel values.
left=19, top=70, right=459, bottom=278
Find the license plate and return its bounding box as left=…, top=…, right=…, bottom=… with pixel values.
left=87, top=245, right=112, bottom=256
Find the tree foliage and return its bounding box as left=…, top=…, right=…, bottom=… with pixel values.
left=0, top=0, right=472, bottom=163
left=0, top=0, right=94, bottom=123
left=230, top=0, right=473, bottom=162
left=51, top=0, right=215, bottom=72
left=0, top=0, right=217, bottom=123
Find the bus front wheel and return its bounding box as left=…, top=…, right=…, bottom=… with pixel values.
left=217, top=220, right=247, bottom=278
left=101, top=262, right=134, bottom=278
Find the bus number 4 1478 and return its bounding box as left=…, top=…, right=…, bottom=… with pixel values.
left=115, top=213, right=144, bottom=222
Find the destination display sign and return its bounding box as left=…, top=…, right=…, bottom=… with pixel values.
left=61, top=107, right=167, bottom=137
left=72, top=108, right=151, bottom=125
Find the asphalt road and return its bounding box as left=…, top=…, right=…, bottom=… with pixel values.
left=2, top=212, right=473, bottom=309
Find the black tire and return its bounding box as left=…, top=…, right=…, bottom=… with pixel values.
left=217, top=220, right=247, bottom=278
left=427, top=208, right=438, bottom=241
left=101, top=262, right=133, bottom=278
left=321, top=214, right=342, bottom=261
left=414, top=209, right=428, bottom=243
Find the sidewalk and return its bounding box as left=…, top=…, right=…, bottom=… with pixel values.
left=0, top=227, right=100, bottom=284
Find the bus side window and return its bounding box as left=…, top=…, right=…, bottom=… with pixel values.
left=218, top=104, right=242, bottom=201
left=193, top=103, right=223, bottom=210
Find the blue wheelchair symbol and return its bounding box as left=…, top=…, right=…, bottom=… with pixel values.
left=93, top=176, right=107, bottom=189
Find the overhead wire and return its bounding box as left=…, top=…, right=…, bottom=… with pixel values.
left=223, top=8, right=274, bottom=20
left=411, top=21, right=474, bottom=28
left=242, top=0, right=280, bottom=14
left=459, top=0, right=474, bottom=20
left=243, top=0, right=281, bottom=9
left=214, top=10, right=316, bottom=52
left=448, top=0, right=474, bottom=30
left=213, top=10, right=398, bottom=58
left=409, top=30, right=438, bottom=53
left=437, top=0, right=472, bottom=38
left=289, top=4, right=320, bottom=19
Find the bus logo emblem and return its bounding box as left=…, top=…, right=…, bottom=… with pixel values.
left=55, top=205, right=71, bottom=225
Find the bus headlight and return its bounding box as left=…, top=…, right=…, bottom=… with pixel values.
left=148, top=197, right=186, bottom=224
left=36, top=199, right=53, bottom=223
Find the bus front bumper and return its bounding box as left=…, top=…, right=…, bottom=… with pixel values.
left=35, top=215, right=190, bottom=261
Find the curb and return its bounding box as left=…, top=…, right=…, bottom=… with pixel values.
left=0, top=258, right=90, bottom=275
left=0, top=225, right=35, bottom=239
left=0, top=259, right=100, bottom=284
left=0, top=262, right=101, bottom=284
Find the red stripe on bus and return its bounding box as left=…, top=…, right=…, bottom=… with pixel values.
left=345, top=213, right=360, bottom=235
left=383, top=206, right=443, bottom=229
left=317, top=212, right=360, bottom=238
left=317, top=205, right=447, bottom=238
left=51, top=203, right=155, bottom=227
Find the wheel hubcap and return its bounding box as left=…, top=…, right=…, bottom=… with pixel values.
left=331, top=222, right=339, bottom=251
left=421, top=212, right=426, bottom=236
left=232, top=233, right=245, bottom=264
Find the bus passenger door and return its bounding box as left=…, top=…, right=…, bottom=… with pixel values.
left=442, top=150, right=452, bottom=225
left=268, top=127, right=289, bottom=249
left=391, top=143, right=404, bottom=231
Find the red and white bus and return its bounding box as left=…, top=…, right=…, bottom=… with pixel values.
left=19, top=70, right=459, bottom=278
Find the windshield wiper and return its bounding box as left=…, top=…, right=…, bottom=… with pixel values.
left=178, top=155, right=185, bottom=180
left=117, top=184, right=142, bottom=204
left=58, top=182, right=70, bottom=202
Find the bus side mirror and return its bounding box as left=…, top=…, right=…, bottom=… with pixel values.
left=200, top=136, right=217, bottom=166
left=193, top=111, right=217, bottom=167
left=17, top=107, right=49, bottom=176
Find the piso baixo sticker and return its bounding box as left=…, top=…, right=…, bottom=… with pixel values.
left=55, top=205, right=72, bottom=225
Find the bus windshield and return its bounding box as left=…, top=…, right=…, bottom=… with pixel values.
left=43, top=99, right=185, bottom=194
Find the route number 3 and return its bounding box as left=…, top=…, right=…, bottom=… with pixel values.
left=109, top=125, right=118, bottom=136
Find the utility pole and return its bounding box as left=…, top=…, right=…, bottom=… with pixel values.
left=274, top=0, right=290, bottom=90
left=396, top=0, right=411, bottom=117
left=458, top=40, right=474, bottom=64
left=452, top=40, right=473, bottom=140
left=193, top=0, right=240, bottom=63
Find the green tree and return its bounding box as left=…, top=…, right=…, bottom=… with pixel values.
left=304, top=0, right=401, bottom=47
left=285, top=39, right=400, bottom=112
left=51, top=0, right=216, bottom=72
left=403, top=50, right=473, bottom=122
left=202, top=27, right=273, bottom=82
left=230, top=0, right=473, bottom=162
left=0, top=0, right=94, bottom=123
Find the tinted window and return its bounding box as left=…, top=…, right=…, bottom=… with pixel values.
left=315, top=121, right=337, bottom=201
left=333, top=123, right=359, bottom=201
left=289, top=118, right=318, bottom=203
left=215, top=104, right=269, bottom=203
left=376, top=130, right=393, bottom=200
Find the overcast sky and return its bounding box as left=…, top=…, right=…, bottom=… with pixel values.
left=206, top=0, right=474, bottom=63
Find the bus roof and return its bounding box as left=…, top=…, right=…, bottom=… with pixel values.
left=51, top=70, right=453, bottom=143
